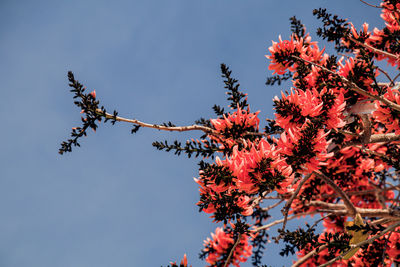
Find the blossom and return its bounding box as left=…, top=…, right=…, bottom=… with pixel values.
left=202, top=227, right=253, bottom=267
left=373, top=86, right=400, bottom=134
left=210, top=107, right=260, bottom=149
left=266, top=35, right=307, bottom=75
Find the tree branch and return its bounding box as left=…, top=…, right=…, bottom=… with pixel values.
left=253, top=212, right=317, bottom=232
left=224, top=233, right=242, bottom=267
left=359, top=0, right=382, bottom=8
left=292, top=244, right=328, bottom=267
left=96, top=108, right=216, bottom=134
left=317, top=221, right=400, bottom=267
left=280, top=173, right=313, bottom=232
left=315, top=172, right=358, bottom=217
left=291, top=55, right=400, bottom=113
left=349, top=36, right=399, bottom=62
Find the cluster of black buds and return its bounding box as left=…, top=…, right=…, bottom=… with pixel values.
left=59, top=71, right=119, bottom=154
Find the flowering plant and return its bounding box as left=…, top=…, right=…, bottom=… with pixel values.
left=60, top=1, right=400, bottom=266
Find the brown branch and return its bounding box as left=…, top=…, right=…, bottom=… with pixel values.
left=360, top=114, right=372, bottom=145
left=291, top=55, right=400, bottom=113
left=355, top=145, right=391, bottom=161
left=292, top=244, right=328, bottom=267
left=223, top=233, right=242, bottom=267
left=369, top=133, right=400, bottom=143
left=253, top=212, right=317, bottom=232
left=261, top=199, right=284, bottom=212
left=349, top=36, right=399, bottom=62
left=96, top=108, right=216, bottom=134
left=308, top=200, right=346, bottom=210
left=341, top=133, right=400, bottom=150
left=359, top=0, right=382, bottom=8
left=317, top=221, right=400, bottom=267
left=338, top=129, right=359, bottom=137
left=377, top=67, right=395, bottom=86
left=280, top=173, right=313, bottom=232
left=315, top=208, right=400, bottom=218
left=315, top=172, right=358, bottom=217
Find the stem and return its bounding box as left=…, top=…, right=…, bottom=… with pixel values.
left=280, top=173, right=313, bottom=232
left=292, top=244, right=328, bottom=267
left=359, top=0, right=382, bottom=8
left=223, top=233, right=242, bottom=267
left=315, top=172, right=358, bottom=217
left=261, top=199, right=284, bottom=212
left=315, top=208, right=400, bottom=218
left=349, top=36, right=399, bottom=62
left=253, top=212, right=317, bottom=232
left=97, top=108, right=216, bottom=134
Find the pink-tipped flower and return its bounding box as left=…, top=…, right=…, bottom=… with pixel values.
left=90, top=90, right=96, bottom=98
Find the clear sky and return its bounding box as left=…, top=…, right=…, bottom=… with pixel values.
left=0, top=1, right=383, bottom=266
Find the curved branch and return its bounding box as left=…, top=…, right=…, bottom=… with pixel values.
left=315, top=172, right=358, bottom=217
left=223, top=233, right=242, bottom=267
left=317, top=221, right=400, bottom=267
left=359, top=0, right=382, bottom=8
left=280, top=173, right=313, bottom=232
left=292, top=244, right=328, bottom=267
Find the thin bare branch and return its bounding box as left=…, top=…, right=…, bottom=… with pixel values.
left=96, top=109, right=216, bottom=134
left=262, top=199, right=284, bottom=212
left=377, top=67, right=395, bottom=86
left=315, top=207, right=400, bottom=218
left=280, top=173, right=313, bottom=232
left=223, top=233, right=242, bottom=267
left=253, top=212, right=317, bottom=232
left=292, top=244, right=328, bottom=267
left=359, top=0, right=382, bottom=8
left=315, top=172, right=358, bottom=217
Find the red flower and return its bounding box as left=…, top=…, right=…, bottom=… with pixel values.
left=202, top=227, right=253, bottom=267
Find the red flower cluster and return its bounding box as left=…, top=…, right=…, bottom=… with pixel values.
left=210, top=107, right=260, bottom=149
left=202, top=227, right=253, bottom=267
left=197, top=1, right=400, bottom=265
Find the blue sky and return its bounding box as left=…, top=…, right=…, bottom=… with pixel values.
left=0, top=1, right=383, bottom=266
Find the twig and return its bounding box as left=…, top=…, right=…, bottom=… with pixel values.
left=96, top=109, right=216, bottom=134
left=338, top=129, right=359, bottom=137
left=355, top=145, right=390, bottom=160
left=315, top=208, right=400, bottom=218
left=317, top=221, right=400, bottom=267
left=262, top=199, right=284, bottom=212
left=315, top=172, right=358, bottom=217
left=377, top=67, right=395, bottom=86
left=280, top=173, right=313, bottom=232
left=349, top=36, right=399, bottom=62
left=223, top=233, right=242, bottom=267
left=393, top=73, right=400, bottom=83
left=292, top=244, right=328, bottom=267
left=359, top=0, right=382, bottom=8
left=291, top=55, right=400, bottom=113
left=253, top=212, right=317, bottom=232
